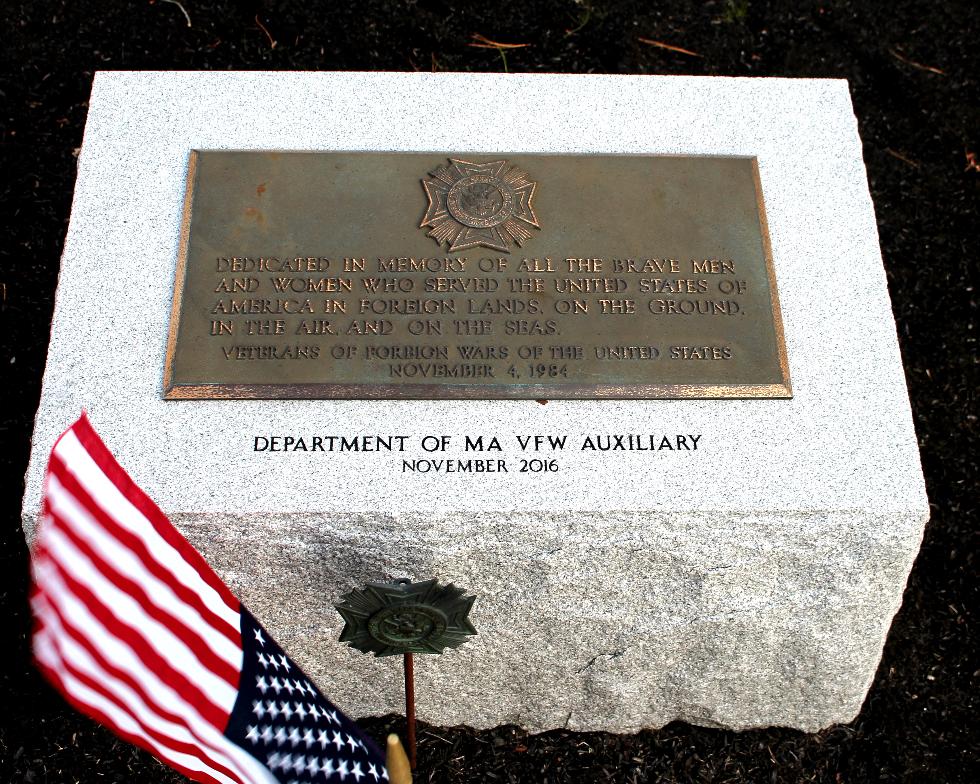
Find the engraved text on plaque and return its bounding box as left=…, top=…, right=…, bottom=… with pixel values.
left=164, top=152, right=790, bottom=399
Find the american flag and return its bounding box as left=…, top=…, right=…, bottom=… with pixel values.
left=30, top=413, right=389, bottom=784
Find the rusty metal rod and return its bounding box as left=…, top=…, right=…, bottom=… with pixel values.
left=403, top=652, right=417, bottom=770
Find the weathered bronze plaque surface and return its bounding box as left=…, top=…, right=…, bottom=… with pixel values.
left=164, top=152, right=790, bottom=399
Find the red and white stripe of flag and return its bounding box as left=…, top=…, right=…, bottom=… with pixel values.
left=30, top=414, right=278, bottom=784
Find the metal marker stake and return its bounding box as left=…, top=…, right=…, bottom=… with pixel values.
left=403, top=653, right=417, bottom=770
left=335, top=578, right=477, bottom=774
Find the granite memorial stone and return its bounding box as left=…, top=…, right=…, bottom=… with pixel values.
left=23, top=72, right=929, bottom=733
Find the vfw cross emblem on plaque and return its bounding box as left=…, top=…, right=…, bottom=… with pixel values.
left=420, top=158, right=540, bottom=253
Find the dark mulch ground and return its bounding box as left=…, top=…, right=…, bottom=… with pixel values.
left=1, top=1, right=976, bottom=782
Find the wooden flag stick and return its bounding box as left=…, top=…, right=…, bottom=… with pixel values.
left=386, top=734, right=413, bottom=784
left=403, top=652, right=417, bottom=770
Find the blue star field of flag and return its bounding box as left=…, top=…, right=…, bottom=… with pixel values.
left=225, top=608, right=388, bottom=783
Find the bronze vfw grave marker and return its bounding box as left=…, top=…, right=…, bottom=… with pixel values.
left=165, top=152, right=790, bottom=399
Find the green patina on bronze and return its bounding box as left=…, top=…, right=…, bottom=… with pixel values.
left=164, top=151, right=790, bottom=399
left=335, top=578, right=477, bottom=657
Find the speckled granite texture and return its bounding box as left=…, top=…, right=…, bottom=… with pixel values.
left=22, top=72, right=928, bottom=733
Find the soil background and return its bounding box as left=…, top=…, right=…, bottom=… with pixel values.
left=1, top=1, right=976, bottom=782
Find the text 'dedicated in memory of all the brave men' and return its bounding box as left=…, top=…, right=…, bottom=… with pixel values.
left=164, top=152, right=790, bottom=399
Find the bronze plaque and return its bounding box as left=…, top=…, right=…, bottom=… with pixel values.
left=164, top=152, right=790, bottom=399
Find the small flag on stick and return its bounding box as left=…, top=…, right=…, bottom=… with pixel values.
left=30, top=413, right=389, bottom=783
